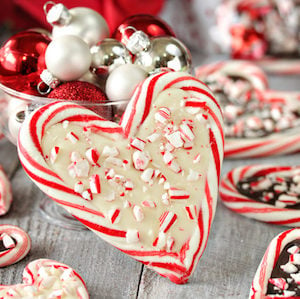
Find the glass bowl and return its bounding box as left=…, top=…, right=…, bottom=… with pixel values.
left=0, top=83, right=128, bottom=230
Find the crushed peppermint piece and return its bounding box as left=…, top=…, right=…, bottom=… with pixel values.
left=124, top=180, right=133, bottom=191
left=165, top=131, right=184, bottom=148
left=130, top=138, right=146, bottom=151
left=290, top=253, right=300, bottom=264
left=105, top=191, right=115, bottom=202
left=169, top=188, right=190, bottom=200
left=74, top=181, right=84, bottom=193
left=155, top=107, right=171, bottom=124
left=126, top=229, right=139, bottom=243
left=123, top=200, right=131, bottom=208
left=133, top=205, right=144, bottom=222
left=288, top=245, right=300, bottom=255
left=291, top=272, right=300, bottom=284
left=50, top=146, right=59, bottom=164
left=132, top=150, right=150, bottom=171
left=85, top=148, right=100, bottom=165
left=70, top=151, right=81, bottom=162
left=102, top=146, right=119, bottom=157
left=193, top=154, right=201, bottom=164
left=141, top=168, right=155, bottom=184
left=89, top=174, right=101, bottom=194
left=185, top=205, right=197, bottom=220
left=105, top=157, right=123, bottom=167
left=62, top=120, right=69, bottom=129
left=108, top=208, right=121, bottom=224
left=147, top=133, right=160, bottom=143
left=159, top=211, right=177, bottom=233
left=268, top=278, right=288, bottom=290
left=187, top=169, right=200, bottom=181
left=166, top=236, right=175, bottom=251
left=163, top=151, right=174, bottom=165
left=68, top=159, right=90, bottom=178
left=142, top=200, right=156, bottom=208
left=161, top=193, right=170, bottom=205
left=82, top=189, right=93, bottom=201
left=168, top=160, right=182, bottom=173
left=66, top=131, right=79, bottom=144
left=1, top=233, right=15, bottom=249
left=280, top=262, right=298, bottom=274
left=180, top=123, right=195, bottom=141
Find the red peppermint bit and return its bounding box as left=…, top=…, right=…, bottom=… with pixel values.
left=86, top=148, right=100, bottom=166
left=268, top=278, right=288, bottom=290
left=169, top=188, right=190, bottom=200
left=66, top=131, right=79, bottom=144
left=185, top=205, right=197, bottom=220
left=119, top=192, right=125, bottom=197
left=89, top=174, right=101, bottom=194
left=108, top=208, right=121, bottom=224
left=142, top=200, right=156, bottom=208
left=130, top=138, right=146, bottom=151
left=82, top=189, right=93, bottom=201
left=159, top=211, right=177, bottom=233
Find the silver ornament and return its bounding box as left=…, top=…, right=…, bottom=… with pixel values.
left=91, top=38, right=132, bottom=73
left=45, top=35, right=92, bottom=82
left=134, top=37, right=192, bottom=73
left=106, top=64, right=148, bottom=102
left=48, top=5, right=109, bottom=47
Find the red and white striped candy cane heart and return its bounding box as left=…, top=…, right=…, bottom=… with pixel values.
left=0, top=166, right=12, bottom=215
left=250, top=228, right=300, bottom=299
left=195, top=60, right=269, bottom=91
left=18, top=71, right=224, bottom=284
left=0, top=225, right=31, bottom=267
left=0, top=259, right=89, bottom=298
left=220, top=165, right=300, bottom=226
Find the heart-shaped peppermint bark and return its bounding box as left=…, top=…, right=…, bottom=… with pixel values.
left=0, top=165, right=13, bottom=215
left=196, top=60, right=300, bottom=158
left=220, top=165, right=300, bottom=226
left=0, top=259, right=89, bottom=298
left=18, top=71, right=224, bottom=284
left=0, top=225, right=31, bottom=267
left=250, top=228, right=300, bottom=298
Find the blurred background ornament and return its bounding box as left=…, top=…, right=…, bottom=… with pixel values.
left=90, top=38, right=132, bottom=74
left=44, top=2, right=110, bottom=47
left=134, top=36, right=192, bottom=73
left=0, top=31, right=51, bottom=95
left=113, top=14, right=175, bottom=45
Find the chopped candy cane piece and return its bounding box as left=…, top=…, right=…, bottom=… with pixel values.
left=165, top=142, right=175, bottom=153
left=166, top=236, right=175, bottom=251
left=165, top=131, right=184, bottom=148
left=164, top=182, right=170, bottom=190
left=169, top=160, right=182, bottom=173
left=108, top=208, right=121, bottom=224
left=183, top=140, right=193, bottom=149
left=50, top=146, right=59, bottom=164
left=142, top=200, right=156, bottom=208
left=147, top=133, right=160, bottom=143
left=126, top=229, right=139, bottom=243
left=62, top=120, right=69, bottom=129
left=155, top=107, right=171, bottom=124
left=60, top=268, right=75, bottom=281
left=268, top=278, right=288, bottom=290
left=169, top=188, right=190, bottom=200
left=141, top=168, right=155, bottom=184
left=82, top=189, right=93, bottom=201
left=185, top=106, right=201, bottom=115
left=123, top=200, right=131, bottom=208
left=105, top=191, right=115, bottom=202
left=158, top=175, right=166, bottom=184
left=66, top=132, right=79, bottom=144
left=163, top=151, right=174, bottom=165
left=196, top=113, right=208, bottom=123
left=102, top=146, right=119, bottom=157
left=288, top=245, right=300, bottom=255
left=124, top=180, right=133, bottom=191
left=133, top=205, right=144, bottom=222
left=280, top=262, right=298, bottom=274
left=154, top=169, right=161, bottom=178
left=193, top=154, right=201, bottom=164
left=70, top=151, right=81, bottom=162
left=73, top=159, right=90, bottom=178
left=156, top=231, right=167, bottom=249
left=105, top=168, right=115, bottom=180
left=74, top=181, right=84, bottom=193
left=180, top=123, right=195, bottom=141
left=162, top=193, right=170, bottom=205
left=85, top=148, right=100, bottom=165
left=132, top=151, right=150, bottom=171
left=187, top=169, right=200, bottom=181
left=105, top=157, right=123, bottom=167
left=283, top=291, right=296, bottom=297
left=291, top=272, right=300, bottom=284
left=130, top=138, right=146, bottom=151
left=159, top=211, right=177, bottom=233
left=89, top=174, right=101, bottom=194
left=49, top=289, right=64, bottom=299
left=185, top=205, right=197, bottom=220
left=2, top=233, right=15, bottom=249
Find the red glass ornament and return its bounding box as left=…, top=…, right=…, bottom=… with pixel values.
left=113, top=14, right=175, bottom=44
left=48, top=81, right=112, bottom=119
left=0, top=31, right=51, bottom=95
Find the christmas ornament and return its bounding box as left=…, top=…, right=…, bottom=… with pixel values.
left=44, top=35, right=92, bottom=82
left=45, top=2, right=109, bottom=47
left=0, top=31, right=51, bottom=95
left=113, top=14, right=175, bottom=44
left=134, top=37, right=192, bottom=73
left=48, top=81, right=112, bottom=119
left=91, top=38, right=132, bottom=73
left=105, top=64, right=148, bottom=102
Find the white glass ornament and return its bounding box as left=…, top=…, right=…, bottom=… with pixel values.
left=45, top=2, right=109, bottom=46
left=45, top=35, right=92, bottom=82
left=105, top=64, right=148, bottom=102
left=134, top=36, right=192, bottom=73
left=91, top=38, right=132, bottom=73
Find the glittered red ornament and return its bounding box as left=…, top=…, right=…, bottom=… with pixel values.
left=113, top=14, right=175, bottom=44
left=48, top=81, right=112, bottom=119
left=0, top=31, right=51, bottom=96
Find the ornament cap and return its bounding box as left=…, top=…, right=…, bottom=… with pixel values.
left=122, top=27, right=151, bottom=54
left=38, top=70, right=60, bottom=95
left=44, top=2, right=71, bottom=26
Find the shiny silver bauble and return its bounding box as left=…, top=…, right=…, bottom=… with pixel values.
left=134, top=37, right=192, bottom=73
left=91, top=38, right=132, bottom=72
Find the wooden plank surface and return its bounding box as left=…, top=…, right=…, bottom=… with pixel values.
left=0, top=54, right=299, bottom=298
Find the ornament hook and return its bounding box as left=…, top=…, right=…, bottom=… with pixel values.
left=43, top=1, right=56, bottom=15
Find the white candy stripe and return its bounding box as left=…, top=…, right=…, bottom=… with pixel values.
left=18, top=71, right=224, bottom=284
left=0, top=166, right=12, bottom=216
left=0, top=225, right=31, bottom=267
left=220, top=164, right=300, bottom=226
left=250, top=228, right=300, bottom=298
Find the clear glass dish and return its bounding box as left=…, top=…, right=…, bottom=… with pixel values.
left=0, top=83, right=128, bottom=230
